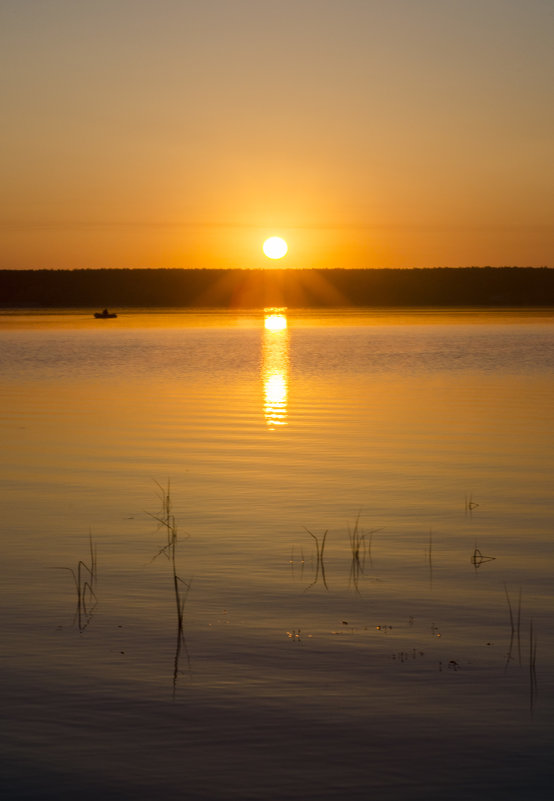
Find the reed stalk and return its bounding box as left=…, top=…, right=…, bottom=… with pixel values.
left=303, top=527, right=328, bottom=590
left=52, top=531, right=97, bottom=631
left=148, top=480, right=191, bottom=693
left=426, top=529, right=433, bottom=588
left=465, top=494, right=479, bottom=515
left=503, top=583, right=523, bottom=670
left=347, top=515, right=383, bottom=591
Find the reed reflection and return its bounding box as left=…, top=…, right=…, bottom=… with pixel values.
left=262, top=309, right=289, bottom=429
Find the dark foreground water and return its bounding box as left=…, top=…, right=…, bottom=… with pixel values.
left=1, top=309, right=553, bottom=799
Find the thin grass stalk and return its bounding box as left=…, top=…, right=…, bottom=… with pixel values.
left=367, top=529, right=375, bottom=568
left=427, top=529, right=433, bottom=588
left=150, top=481, right=192, bottom=693
left=348, top=514, right=365, bottom=593
left=88, top=529, right=97, bottom=585
left=320, top=530, right=328, bottom=561
left=52, top=534, right=97, bottom=632
left=303, top=527, right=329, bottom=590
left=348, top=513, right=362, bottom=560
left=504, top=583, right=515, bottom=634
left=504, top=583, right=515, bottom=670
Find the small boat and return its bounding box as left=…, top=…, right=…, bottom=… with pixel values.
left=94, top=309, right=117, bottom=319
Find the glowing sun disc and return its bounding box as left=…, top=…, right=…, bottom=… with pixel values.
left=263, top=236, right=288, bottom=259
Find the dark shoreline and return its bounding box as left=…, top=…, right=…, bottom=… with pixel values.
left=1, top=267, right=553, bottom=309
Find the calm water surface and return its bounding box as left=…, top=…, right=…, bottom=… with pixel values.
left=1, top=308, right=553, bottom=800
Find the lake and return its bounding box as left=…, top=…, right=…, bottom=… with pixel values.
left=1, top=308, right=553, bottom=800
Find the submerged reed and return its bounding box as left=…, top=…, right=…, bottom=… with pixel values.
left=347, top=515, right=383, bottom=591
left=347, top=514, right=368, bottom=591
left=471, top=546, right=496, bottom=569
left=303, top=527, right=328, bottom=590
left=53, top=530, right=97, bottom=632
left=148, top=480, right=191, bottom=693
left=503, top=583, right=522, bottom=669
left=425, top=529, right=433, bottom=588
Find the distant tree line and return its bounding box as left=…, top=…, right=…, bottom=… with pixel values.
left=1, top=267, right=553, bottom=309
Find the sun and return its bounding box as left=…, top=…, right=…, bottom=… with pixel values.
left=263, top=236, right=288, bottom=259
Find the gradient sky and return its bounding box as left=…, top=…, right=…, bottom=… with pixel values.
left=1, top=0, right=553, bottom=269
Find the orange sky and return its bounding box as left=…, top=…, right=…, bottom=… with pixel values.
left=1, top=0, right=553, bottom=269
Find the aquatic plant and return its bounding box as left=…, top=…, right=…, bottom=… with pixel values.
left=348, top=514, right=366, bottom=592
left=149, top=481, right=190, bottom=623
left=503, top=583, right=522, bottom=669
left=348, top=513, right=364, bottom=560
left=425, top=529, right=433, bottom=587
left=148, top=480, right=191, bottom=694
left=347, top=515, right=383, bottom=591
left=471, top=547, right=496, bottom=569
left=303, top=527, right=328, bottom=590
left=53, top=530, right=97, bottom=632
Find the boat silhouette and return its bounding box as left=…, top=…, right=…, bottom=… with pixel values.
left=94, top=309, right=117, bottom=319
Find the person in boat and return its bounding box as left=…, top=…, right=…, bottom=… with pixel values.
left=95, top=308, right=116, bottom=318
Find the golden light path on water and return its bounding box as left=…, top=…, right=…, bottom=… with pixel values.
left=262, top=309, right=289, bottom=428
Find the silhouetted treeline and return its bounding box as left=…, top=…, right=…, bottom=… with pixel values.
left=1, top=267, right=553, bottom=309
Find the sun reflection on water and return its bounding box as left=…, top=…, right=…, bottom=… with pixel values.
left=262, top=309, right=289, bottom=429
